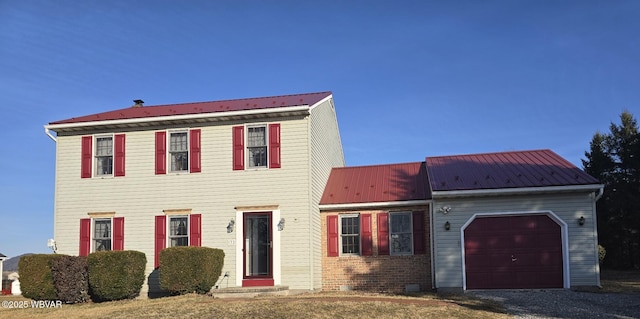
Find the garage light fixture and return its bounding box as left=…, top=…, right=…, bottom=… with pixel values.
left=444, top=221, right=451, bottom=231
left=578, top=216, right=585, bottom=226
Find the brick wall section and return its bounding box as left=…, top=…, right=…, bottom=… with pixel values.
left=321, top=207, right=431, bottom=292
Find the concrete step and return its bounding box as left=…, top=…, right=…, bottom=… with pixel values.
left=209, top=285, right=290, bottom=299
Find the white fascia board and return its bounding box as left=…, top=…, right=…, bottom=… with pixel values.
left=44, top=105, right=311, bottom=131
left=431, top=184, right=604, bottom=199
left=308, top=94, right=333, bottom=111
left=319, top=199, right=431, bottom=211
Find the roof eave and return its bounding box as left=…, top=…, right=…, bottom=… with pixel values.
left=319, top=199, right=431, bottom=211
left=431, top=184, right=605, bottom=199
left=45, top=104, right=312, bottom=133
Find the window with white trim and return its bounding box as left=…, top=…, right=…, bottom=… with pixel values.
left=390, top=212, right=412, bottom=255
left=169, top=216, right=189, bottom=247
left=247, top=125, right=267, bottom=168
left=340, top=214, right=360, bottom=255
left=93, top=218, right=112, bottom=251
left=95, top=136, right=113, bottom=176
left=169, top=131, right=189, bottom=172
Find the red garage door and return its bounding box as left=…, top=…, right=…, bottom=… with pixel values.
left=464, top=214, right=563, bottom=289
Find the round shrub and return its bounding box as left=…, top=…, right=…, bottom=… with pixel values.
left=87, top=250, right=146, bottom=302
left=160, top=246, right=224, bottom=295
left=18, top=254, right=67, bottom=300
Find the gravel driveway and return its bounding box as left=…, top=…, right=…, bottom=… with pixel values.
left=467, top=289, right=640, bottom=319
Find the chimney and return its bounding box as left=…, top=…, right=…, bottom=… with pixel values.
left=132, top=99, right=144, bottom=107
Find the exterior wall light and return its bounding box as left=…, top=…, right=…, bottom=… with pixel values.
left=278, top=218, right=286, bottom=231
left=578, top=216, right=585, bottom=226
left=227, top=218, right=235, bottom=233
left=444, top=221, right=451, bottom=231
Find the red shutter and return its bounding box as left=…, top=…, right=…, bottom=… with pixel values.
left=81, top=136, right=92, bottom=178
left=412, top=211, right=426, bottom=254
left=114, top=134, right=126, bottom=177
left=155, top=132, right=166, bottom=175
left=113, top=217, right=124, bottom=251
left=232, top=126, right=244, bottom=170
left=79, top=218, right=91, bottom=256
left=154, top=215, right=166, bottom=268
left=269, top=123, right=281, bottom=169
left=377, top=213, right=389, bottom=255
left=327, top=215, right=339, bottom=257
left=189, top=214, right=202, bottom=247
left=190, top=129, right=201, bottom=173
left=361, top=214, right=373, bottom=256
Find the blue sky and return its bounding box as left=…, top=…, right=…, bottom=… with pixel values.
left=0, top=1, right=638, bottom=258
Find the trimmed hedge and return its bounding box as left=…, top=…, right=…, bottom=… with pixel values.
left=18, top=254, right=66, bottom=300
left=87, top=250, right=146, bottom=301
left=51, top=256, right=89, bottom=303
left=160, top=246, right=224, bottom=295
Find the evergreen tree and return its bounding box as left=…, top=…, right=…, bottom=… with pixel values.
left=583, top=111, right=640, bottom=269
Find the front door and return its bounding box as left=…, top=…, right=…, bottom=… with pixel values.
left=243, top=212, right=273, bottom=286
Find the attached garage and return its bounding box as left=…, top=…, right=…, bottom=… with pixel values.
left=426, top=150, right=604, bottom=291
left=463, top=214, right=565, bottom=289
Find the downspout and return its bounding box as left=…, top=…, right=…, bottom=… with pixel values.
left=44, top=126, right=57, bottom=142
left=593, top=185, right=604, bottom=288
left=594, top=186, right=604, bottom=202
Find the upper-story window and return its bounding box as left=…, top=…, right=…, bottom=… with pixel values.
left=247, top=126, right=267, bottom=168
left=81, top=134, right=125, bottom=178
left=169, top=131, right=189, bottom=172
left=95, top=136, right=113, bottom=176
left=232, top=124, right=281, bottom=170
left=155, top=129, right=201, bottom=175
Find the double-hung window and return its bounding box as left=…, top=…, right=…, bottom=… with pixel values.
left=169, top=216, right=189, bottom=247
left=93, top=218, right=112, bottom=251
left=79, top=216, right=124, bottom=256
left=95, top=136, right=113, bottom=176
left=81, top=134, right=125, bottom=178
left=155, top=129, right=201, bottom=174
left=247, top=126, right=267, bottom=168
left=169, top=131, right=189, bottom=172
left=389, top=212, right=413, bottom=255
left=340, top=214, right=360, bottom=255
left=232, top=124, right=281, bottom=170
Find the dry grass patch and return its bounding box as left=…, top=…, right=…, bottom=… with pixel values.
left=599, top=269, right=640, bottom=293
left=0, top=292, right=510, bottom=319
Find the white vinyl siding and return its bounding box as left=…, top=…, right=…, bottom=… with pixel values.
left=309, top=98, right=345, bottom=289
left=52, top=102, right=343, bottom=293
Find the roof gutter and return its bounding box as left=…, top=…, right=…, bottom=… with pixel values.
left=431, top=184, right=605, bottom=199
left=44, top=105, right=311, bottom=132
left=44, top=126, right=57, bottom=142
left=319, top=199, right=431, bottom=211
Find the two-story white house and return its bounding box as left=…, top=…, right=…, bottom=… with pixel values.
left=44, top=92, right=344, bottom=294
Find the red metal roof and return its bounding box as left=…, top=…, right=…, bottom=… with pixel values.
left=320, top=162, right=430, bottom=205
left=49, top=91, right=332, bottom=125
left=426, top=149, right=599, bottom=192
